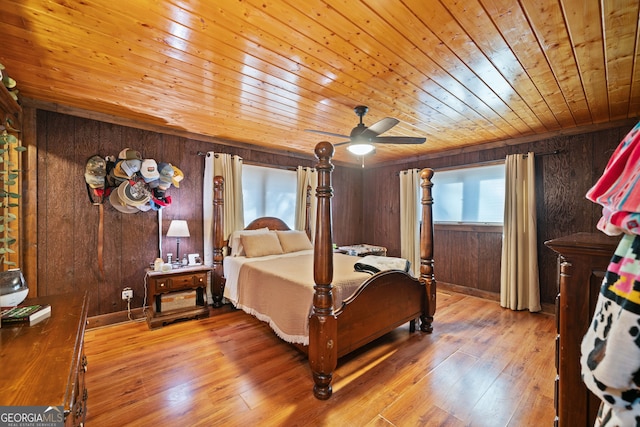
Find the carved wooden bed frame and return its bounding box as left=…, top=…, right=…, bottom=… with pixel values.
left=210, top=141, right=436, bottom=399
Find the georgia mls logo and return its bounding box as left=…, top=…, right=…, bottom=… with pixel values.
left=43, top=406, right=63, bottom=419
left=0, top=405, right=64, bottom=427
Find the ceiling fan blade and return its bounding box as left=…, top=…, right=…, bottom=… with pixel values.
left=304, top=129, right=350, bottom=139
left=333, top=141, right=352, bottom=147
left=372, top=136, right=426, bottom=144
left=360, top=117, right=399, bottom=138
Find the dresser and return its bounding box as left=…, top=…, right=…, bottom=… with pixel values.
left=0, top=292, right=89, bottom=427
left=545, top=232, right=619, bottom=427
left=146, top=265, right=210, bottom=328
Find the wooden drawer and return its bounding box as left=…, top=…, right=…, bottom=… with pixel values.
left=193, top=272, right=207, bottom=287
left=152, top=277, right=170, bottom=292
left=169, top=274, right=195, bottom=290
left=152, top=272, right=207, bottom=292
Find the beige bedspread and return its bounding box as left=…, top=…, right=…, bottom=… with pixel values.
left=235, top=252, right=370, bottom=345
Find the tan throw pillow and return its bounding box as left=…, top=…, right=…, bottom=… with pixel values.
left=241, top=232, right=284, bottom=258
left=276, top=230, right=313, bottom=253
left=229, top=227, right=270, bottom=256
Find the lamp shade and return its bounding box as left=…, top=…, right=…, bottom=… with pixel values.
left=166, top=220, right=190, bottom=238
left=347, top=143, right=375, bottom=156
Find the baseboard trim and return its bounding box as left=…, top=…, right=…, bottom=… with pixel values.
left=437, top=282, right=555, bottom=315
left=88, top=285, right=554, bottom=329
left=87, top=304, right=237, bottom=329
left=87, top=307, right=147, bottom=329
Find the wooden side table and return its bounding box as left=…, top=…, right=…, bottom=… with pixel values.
left=145, top=265, right=211, bottom=328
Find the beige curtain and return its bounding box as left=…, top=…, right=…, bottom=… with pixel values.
left=500, top=153, right=541, bottom=312
left=203, top=152, right=244, bottom=268
left=295, top=166, right=317, bottom=238
left=400, top=169, right=421, bottom=277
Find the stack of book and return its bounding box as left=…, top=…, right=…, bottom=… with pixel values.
left=1, top=304, right=51, bottom=326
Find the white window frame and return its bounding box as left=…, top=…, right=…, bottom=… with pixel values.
left=241, top=164, right=296, bottom=229
left=431, top=162, right=505, bottom=225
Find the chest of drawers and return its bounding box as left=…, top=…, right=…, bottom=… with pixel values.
left=0, top=292, right=89, bottom=427
left=545, top=232, right=619, bottom=427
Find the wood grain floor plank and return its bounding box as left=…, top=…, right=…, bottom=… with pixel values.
left=84, top=292, right=556, bottom=426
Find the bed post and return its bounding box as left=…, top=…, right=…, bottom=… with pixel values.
left=419, top=168, right=436, bottom=332
left=211, top=175, right=225, bottom=307
left=309, top=141, right=337, bottom=400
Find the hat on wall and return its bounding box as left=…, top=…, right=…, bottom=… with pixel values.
left=171, top=165, right=184, bottom=188
left=136, top=203, right=152, bottom=212
left=153, top=188, right=166, bottom=198
left=140, top=159, right=160, bottom=182
left=156, top=162, right=174, bottom=191
left=113, top=159, right=142, bottom=179
left=118, top=148, right=142, bottom=161
left=157, top=181, right=171, bottom=191
left=109, top=184, right=138, bottom=214
left=84, top=155, right=106, bottom=189
left=122, top=159, right=142, bottom=177
left=158, top=162, right=174, bottom=183
left=119, top=180, right=150, bottom=206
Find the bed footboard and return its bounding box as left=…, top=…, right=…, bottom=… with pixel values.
left=335, top=271, right=424, bottom=358
left=309, top=141, right=436, bottom=399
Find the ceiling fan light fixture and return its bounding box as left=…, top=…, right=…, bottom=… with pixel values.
left=347, top=143, right=375, bottom=156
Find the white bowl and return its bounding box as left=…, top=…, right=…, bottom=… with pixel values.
left=0, top=288, right=28, bottom=307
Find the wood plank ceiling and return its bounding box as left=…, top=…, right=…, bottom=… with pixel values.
left=1, top=0, right=639, bottom=165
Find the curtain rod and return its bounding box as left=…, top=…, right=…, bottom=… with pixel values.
left=197, top=151, right=298, bottom=171
left=394, top=148, right=566, bottom=176
left=524, top=149, right=564, bottom=158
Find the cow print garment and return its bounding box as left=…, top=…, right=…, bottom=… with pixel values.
left=581, top=233, right=640, bottom=426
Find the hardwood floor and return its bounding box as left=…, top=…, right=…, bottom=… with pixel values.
left=84, top=291, right=556, bottom=426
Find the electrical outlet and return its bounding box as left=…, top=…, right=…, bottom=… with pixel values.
left=121, top=288, right=133, bottom=300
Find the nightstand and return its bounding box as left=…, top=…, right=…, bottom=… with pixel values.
left=145, top=265, right=210, bottom=328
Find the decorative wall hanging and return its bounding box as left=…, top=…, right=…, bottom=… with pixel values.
left=83, top=149, right=185, bottom=276
left=84, top=148, right=184, bottom=213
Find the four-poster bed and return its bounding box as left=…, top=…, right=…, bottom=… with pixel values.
left=210, top=141, right=436, bottom=399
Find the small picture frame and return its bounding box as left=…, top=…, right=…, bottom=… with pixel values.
left=188, top=253, right=202, bottom=266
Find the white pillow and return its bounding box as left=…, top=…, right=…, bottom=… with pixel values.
left=276, top=230, right=313, bottom=253
left=241, top=232, right=284, bottom=258
left=229, top=227, right=269, bottom=256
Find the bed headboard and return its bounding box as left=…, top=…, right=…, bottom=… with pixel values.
left=244, top=216, right=291, bottom=231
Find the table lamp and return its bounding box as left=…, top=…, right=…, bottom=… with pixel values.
left=166, top=220, right=190, bottom=262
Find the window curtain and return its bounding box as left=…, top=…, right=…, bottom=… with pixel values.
left=500, top=153, right=541, bottom=312
left=295, top=166, right=317, bottom=238
left=400, top=168, right=421, bottom=277
left=203, top=152, right=244, bottom=269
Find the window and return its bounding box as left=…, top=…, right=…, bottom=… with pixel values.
left=242, top=164, right=296, bottom=228
left=431, top=163, right=505, bottom=224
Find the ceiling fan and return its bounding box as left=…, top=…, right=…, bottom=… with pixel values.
left=304, top=105, right=426, bottom=155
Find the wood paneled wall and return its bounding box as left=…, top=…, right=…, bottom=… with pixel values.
left=33, top=110, right=364, bottom=316
left=361, top=124, right=631, bottom=306
left=30, top=108, right=635, bottom=314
